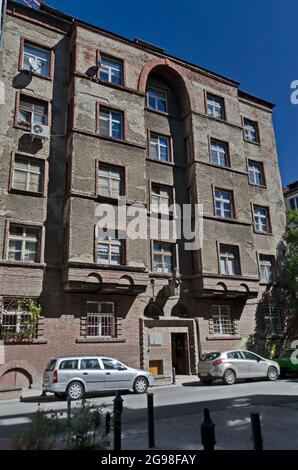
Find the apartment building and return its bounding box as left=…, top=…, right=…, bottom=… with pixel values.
left=284, top=181, right=298, bottom=211
left=0, top=1, right=286, bottom=386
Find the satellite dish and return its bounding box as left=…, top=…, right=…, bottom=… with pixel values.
left=28, top=56, right=40, bottom=72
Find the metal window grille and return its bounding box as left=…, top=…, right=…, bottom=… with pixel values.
left=264, top=306, right=283, bottom=336
left=212, top=305, right=234, bottom=335
left=86, top=302, right=115, bottom=337
left=0, top=299, right=37, bottom=339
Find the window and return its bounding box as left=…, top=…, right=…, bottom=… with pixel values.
left=153, top=241, right=173, bottom=273
left=22, top=41, right=51, bottom=77
left=149, top=133, right=170, bottom=161
left=12, top=156, right=43, bottom=193
left=59, top=360, right=78, bottom=370
left=259, top=255, right=274, bottom=283
left=147, top=87, right=167, bottom=113
left=7, top=225, right=40, bottom=263
left=99, top=107, right=123, bottom=139
left=86, top=302, right=115, bottom=337
left=219, top=244, right=240, bottom=276
left=248, top=161, right=264, bottom=186
left=207, top=93, right=225, bottom=120
left=17, top=96, right=48, bottom=128
left=99, top=56, right=123, bottom=85
left=264, top=306, right=283, bottom=336
left=215, top=189, right=234, bottom=218
left=151, top=185, right=172, bottom=214
left=0, top=298, right=38, bottom=340
left=242, top=351, right=259, bottom=361
left=227, top=351, right=243, bottom=359
left=97, top=230, right=123, bottom=265
left=210, top=139, right=229, bottom=167
left=98, top=165, right=124, bottom=198
left=102, top=358, right=126, bottom=370
left=212, top=305, right=234, bottom=336
left=244, top=118, right=259, bottom=143
left=289, top=197, right=298, bottom=210
left=253, top=205, right=270, bottom=233
left=80, top=358, right=101, bottom=369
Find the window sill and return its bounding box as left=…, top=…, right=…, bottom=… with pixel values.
left=76, top=337, right=126, bottom=344
left=248, top=182, right=267, bottom=189
left=149, top=272, right=173, bottom=279
left=19, top=68, right=52, bottom=81
left=253, top=230, right=273, bottom=236
left=203, top=215, right=252, bottom=226
left=0, top=260, right=45, bottom=269
left=206, top=335, right=241, bottom=341
left=205, top=114, right=227, bottom=124
left=243, top=138, right=261, bottom=146
left=145, top=107, right=169, bottom=117
left=3, top=338, right=48, bottom=345
left=9, top=188, right=45, bottom=198
left=146, top=158, right=174, bottom=167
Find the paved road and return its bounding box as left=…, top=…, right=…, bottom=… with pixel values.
left=1, top=376, right=298, bottom=449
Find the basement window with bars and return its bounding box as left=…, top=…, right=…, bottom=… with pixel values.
left=86, top=302, right=115, bottom=337
left=211, top=305, right=234, bottom=336
left=0, top=299, right=37, bottom=340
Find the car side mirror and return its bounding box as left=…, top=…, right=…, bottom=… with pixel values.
left=257, top=356, right=261, bottom=362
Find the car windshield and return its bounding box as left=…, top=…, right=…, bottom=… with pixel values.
left=201, top=352, right=221, bottom=362
left=45, top=360, right=56, bottom=371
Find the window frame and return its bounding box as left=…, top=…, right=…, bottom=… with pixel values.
left=252, top=204, right=271, bottom=234
left=86, top=301, right=116, bottom=338
left=95, top=228, right=125, bottom=266
left=149, top=131, right=171, bottom=162
left=258, top=254, right=275, bottom=283
left=4, top=221, right=43, bottom=264
left=289, top=196, right=298, bottom=210
left=96, top=104, right=125, bottom=141
left=243, top=117, right=260, bottom=144
left=248, top=159, right=266, bottom=187
left=9, top=152, right=46, bottom=196
left=97, top=51, right=124, bottom=87
left=218, top=243, right=241, bottom=276
left=96, top=161, right=125, bottom=200
left=152, top=241, right=174, bottom=274
left=209, top=137, right=230, bottom=167
left=151, top=183, right=173, bottom=215
left=211, top=305, right=234, bottom=336
left=14, top=91, right=51, bottom=132
left=205, top=92, right=226, bottom=121
left=214, top=188, right=235, bottom=219
left=19, top=38, right=54, bottom=80
left=147, top=86, right=168, bottom=114
left=263, top=305, right=283, bottom=337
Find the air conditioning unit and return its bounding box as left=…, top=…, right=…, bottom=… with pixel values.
left=30, top=122, right=50, bottom=140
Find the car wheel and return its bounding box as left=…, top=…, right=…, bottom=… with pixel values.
left=200, top=379, right=213, bottom=385
left=223, top=369, right=236, bottom=385
left=66, top=381, right=84, bottom=400
left=267, top=366, right=278, bottom=381
left=133, top=376, right=149, bottom=394
left=54, top=392, right=66, bottom=400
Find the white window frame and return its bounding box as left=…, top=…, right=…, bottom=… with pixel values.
left=244, top=119, right=258, bottom=142
left=215, top=190, right=233, bottom=218
left=210, top=139, right=228, bottom=166
left=153, top=241, right=173, bottom=273
left=207, top=94, right=225, bottom=119
left=248, top=161, right=264, bottom=185
left=253, top=206, right=269, bottom=233
left=12, top=156, right=43, bottom=193
left=23, top=42, right=51, bottom=77
left=212, top=305, right=234, bottom=336
left=7, top=225, right=40, bottom=263
left=151, top=185, right=172, bottom=214
left=98, top=165, right=123, bottom=199
left=99, top=108, right=123, bottom=139
left=264, top=306, right=283, bottom=336
left=220, top=245, right=239, bottom=276
left=99, top=56, right=123, bottom=85
left=147, top=87, right=168, bottom=113
left=149, top=133, right=170, bottom=161
left=18, top=98, right=47, bottom=127
left=86, top=302, right=115, bottom=337
left=97, top=231, right=123, bottom=266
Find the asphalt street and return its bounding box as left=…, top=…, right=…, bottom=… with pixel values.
left=1, top=376, right=298, bottom=449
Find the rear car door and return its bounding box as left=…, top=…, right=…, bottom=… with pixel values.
left=242, top=351, right=267, bottom=378
left=79, top=358, right=106, bottom=392
left=226, top=351, right=247, bottom=378
left=58, top=359, right=79, bottom=388
left=100, top=358, right=136, bottom=390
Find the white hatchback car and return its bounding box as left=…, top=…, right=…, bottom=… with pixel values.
left=43, top=356, right=154, bottom=399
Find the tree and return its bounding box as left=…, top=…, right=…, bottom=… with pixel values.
left=283, top=210, right=298, bottom=316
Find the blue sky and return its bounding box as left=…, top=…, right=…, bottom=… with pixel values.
left=17, top=0, right=298, bottom=185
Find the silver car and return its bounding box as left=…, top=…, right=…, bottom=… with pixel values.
left=42, top=356, right=154, bottom=399
left=198, top=350, right=280, bottom=385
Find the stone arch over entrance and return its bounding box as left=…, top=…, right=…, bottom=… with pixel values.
left=0, top=360, right=38, bottom=388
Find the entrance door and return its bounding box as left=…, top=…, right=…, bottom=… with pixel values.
left=171, top=333, right=189, bottom=374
